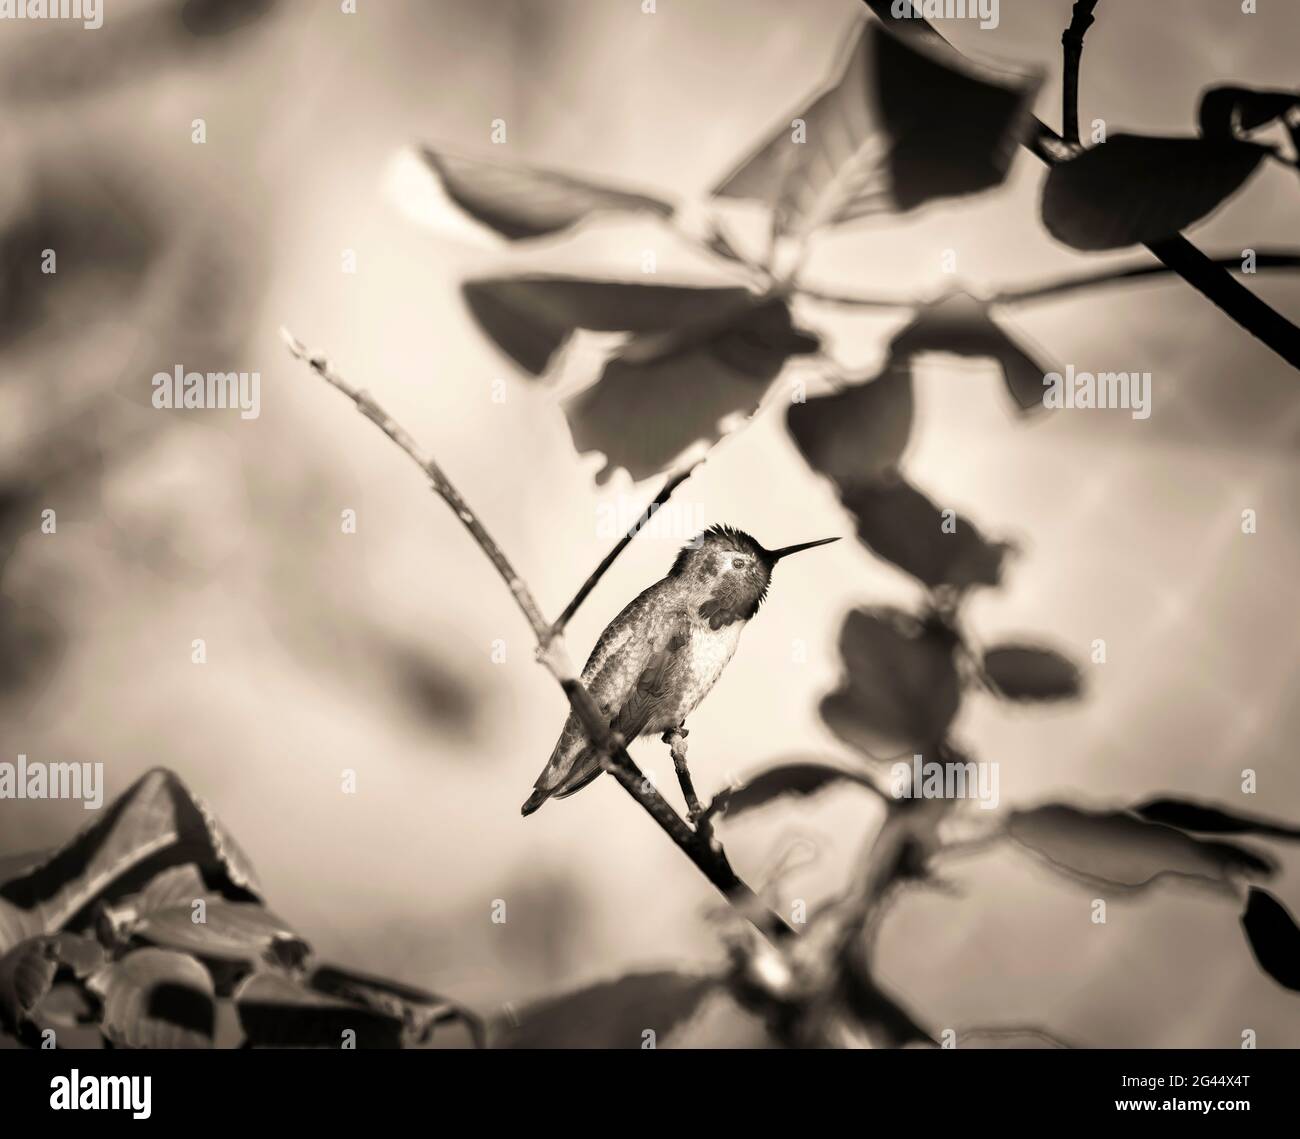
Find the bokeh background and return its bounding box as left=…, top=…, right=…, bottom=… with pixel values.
left=2, top=0, right=1297, bottom=1046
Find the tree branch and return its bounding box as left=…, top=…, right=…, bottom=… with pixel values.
left=862, top=0, right=1300, bottom=372
left=281, top=329, right=793, bottom=946
left=1061, top=1, right=1101, bottom=146
left=993, top=250, right=1300, bottom=305
left=548, top=462, right=701, bottom=640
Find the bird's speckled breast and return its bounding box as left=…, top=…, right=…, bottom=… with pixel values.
left=656, top=613, right=745, bottom=730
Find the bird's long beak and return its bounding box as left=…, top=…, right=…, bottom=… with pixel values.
left=765, top=536, right=841, bottom=562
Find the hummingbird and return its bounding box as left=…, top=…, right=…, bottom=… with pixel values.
left=521, top=525, right=839, bottom=815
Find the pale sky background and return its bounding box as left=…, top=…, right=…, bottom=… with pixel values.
left=2, top=0, right=1298, bottom=1046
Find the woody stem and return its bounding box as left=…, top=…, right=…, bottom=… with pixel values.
left=664, top=727, right=710, bottom=837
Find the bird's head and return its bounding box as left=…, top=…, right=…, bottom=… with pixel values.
left=670, top=524, right=840, bottom=628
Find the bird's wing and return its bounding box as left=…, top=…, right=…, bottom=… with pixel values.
left=522, top=582, right=675, bottom=812
left=609, top=622, right=690, bottom=742
left=578, top=580, right=663, bottom=688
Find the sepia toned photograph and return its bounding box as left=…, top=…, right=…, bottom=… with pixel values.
left=0, top=0, right=1297, bottom=1121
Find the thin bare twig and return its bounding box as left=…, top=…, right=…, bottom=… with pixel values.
left=663, top=726, right=710, bottom=838
left=993, top=250, right=1300, bottom=306
left=797, top=250, right=1300, bottom=312
left=549, top=462, right=701, bottom=640
left=281, top=329, right=793, bottom=946
left=1061, top=1, right=1101, bottom=146
left=862, top=0, right=1300, bottom=372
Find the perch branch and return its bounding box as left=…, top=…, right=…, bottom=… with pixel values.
left=281, top=330, right=793, bottom=946
left=549, top=462, right=701, bottom=640
left=1061, top=1, right=1101, bottom=146
left=862, top=0, right=1300, bottom=372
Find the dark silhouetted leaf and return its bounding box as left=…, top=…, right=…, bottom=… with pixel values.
left=420, top=147, right=673, bottom=242
left=710, top=763, right=877, bottom=820
left=1007, top=804, right=1275, bottom=891
left=713, top=22, right=1036, bottom=233
left=1240, top=888, right=1300, bottom=992
left=1041, top=134, right=1269, bottom=251
left=461, top=275, right=755, bottom=376
left=493, top=971, right=714, bottom=1049
left=563, top=297, right=818, bottom=482
left=1199, top=86, right=1300, bottom=140
left=0, top=768, right=259, bottom=956
left=310, top=964, right=483, bottom=1048
left=88, top=948, right=215, bottom=1048
left=872, top=24, right=1039, bottom=212
left=1133, top=798, right=1300, bottom=840
left=235, top=972, right=403, bottom=1048
left=841, top=475, right=1009, bottom=590
left=821, top=607, right=961, bottom=758
left=983, top=644, right=1082, bottom=701
left=787, top=362, right=913, bottom=484
left=891, top=292, right=1053, bottom=413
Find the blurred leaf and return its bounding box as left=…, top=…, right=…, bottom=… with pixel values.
left=983, top=644, right=1082, bottom=701
left=0, top=937, right=57, bottom=1034
left=787, top=362, right=913, bottom=484
left=0, top=768, right=260, bottom=955
left=713, top=22, right=1037, bottom=233
left=1199, top=86, right=1300, bottom=142
left=660, top=987, right=778, bottom=1047
left=132, top=901, right=309, bottom=973
left=421, top=147, right=673, bottom=242
left=95, top=864, right=215, bottom=952
left=832, top=957, right=934, bottom=1048
left=1007, top=804, right=1275, bottom=891
left=88, top=948, right=215, bottom=1049
left=492, top=972, right=715, bottom=1049
left=180, top=0, right=275, bottom=35
left=1240, top=888, right=1300, bottom=992
left=891, top=292, right=1053, bottom=413
left=379, top=637, right=476, bottom=736
left=309, top=964, right=483, bottom=1048
left=0, top=932, right=106, bottom=1036
left=821, top=607, right=961, bottom=759
left=1133, top=798, right=1300, bottom=840
left=563, top=297, right=818, bottom=483
left=1041, top=134, right=1269, bottom=251
left=710, top=763, right=878, bottom=820
left=871, top=24, right=1039, bottom=213
left=235, top=972, right=404, bottom=1049
left=841, top=475, right=1010, bottom=590
left=461, top=275, right=756, bottom=376
left=957, top=1027, right=1070, bottom=1048
left=133, top=863, right=211, bottom=914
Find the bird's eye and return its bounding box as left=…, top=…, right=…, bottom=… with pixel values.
left=731, top=557, right=747, bottom=569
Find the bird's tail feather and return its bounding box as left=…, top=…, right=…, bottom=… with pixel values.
left=520, top=735, right=603, bottom=816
